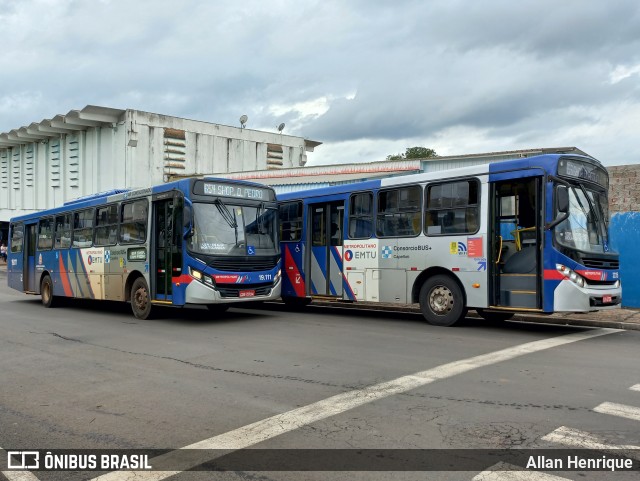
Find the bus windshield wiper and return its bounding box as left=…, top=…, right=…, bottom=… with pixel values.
left=214, top=198, right=237, bottom=229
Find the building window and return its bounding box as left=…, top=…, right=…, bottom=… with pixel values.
left=348, top=192, right=373, bottom=239
left=425, top=179, right=479, bottom=235
left=376, top=185, right=422, bottom=237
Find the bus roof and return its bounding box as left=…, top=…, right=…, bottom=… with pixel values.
left=9, top=176, right=275, bottom=223
left=277, top=153, right=600, bottom=201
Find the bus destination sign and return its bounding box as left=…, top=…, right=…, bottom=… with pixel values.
left=558, top=159, right=608, bottom=188
left=194, top=180, right=274, bottom=201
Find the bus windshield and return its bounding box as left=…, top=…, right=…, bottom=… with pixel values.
left=188, top=201, right=279, bottom=256
left=555, top=182, right=610, bottom=254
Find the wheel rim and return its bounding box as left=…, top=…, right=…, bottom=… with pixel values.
left=428, top=285, right=454, bottom=315
left=134, top=285, right=148, bottom=313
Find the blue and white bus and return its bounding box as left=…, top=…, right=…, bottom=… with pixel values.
left=278, top=154, right=620, bottom=326
left=7, top=178, right=281, bottom=319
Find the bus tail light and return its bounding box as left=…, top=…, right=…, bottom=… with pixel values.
left=556, top=264, right=585, bottom=288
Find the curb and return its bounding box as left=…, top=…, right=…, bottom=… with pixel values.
left=304, top=300, right=640, bottom=331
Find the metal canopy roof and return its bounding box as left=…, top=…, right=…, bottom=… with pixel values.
left=0, top=105, right=126, bottom=147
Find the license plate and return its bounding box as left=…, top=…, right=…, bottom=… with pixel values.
left=602, top=295, right=612, bottom=303
left=239, top=290, right=255, bottom=298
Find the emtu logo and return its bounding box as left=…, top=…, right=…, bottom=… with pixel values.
left=7, top=451, right=39, bottom=469
left=344, top=250, right=353, bottom=261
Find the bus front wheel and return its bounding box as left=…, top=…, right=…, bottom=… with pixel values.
left=41, top=275, right=57, bottom=308
left=419, top=275, right=467, bottom=327
left=131, top=277, right=153, bottom=320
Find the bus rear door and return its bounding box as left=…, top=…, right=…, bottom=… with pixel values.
left=308, top=201, right=344, bottom=297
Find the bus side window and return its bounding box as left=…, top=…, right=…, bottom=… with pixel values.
left=73, top=209, right=95, bottom=248
left=37, top=218, right=54, bottom=250
left=348, top=192, right=373, bottom=239
left=10, top=223, right=24, bottom=253
left=279, top=201, right=302, bottom=241
left=120, top=199, right=148, bottom=244
left=425, top=179, right=479, bottom=235
left=55, top=214, right=72, bottom=249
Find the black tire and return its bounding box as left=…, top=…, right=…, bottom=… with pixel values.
left=131, top=277, right=153, bottom=320
left=41, top=274, right=57, bottom=308
left=282, top=296, right=312, bottom=307
left=206, top=304, right=230, bottom=314
left=419, top=275, right=467, bottom=327
left=475, top=308, right=514, bottom=322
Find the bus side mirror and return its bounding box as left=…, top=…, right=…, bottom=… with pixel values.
left=557, top=185, right=569, bottom=213
left=545, top=185, right=570, bottom=230
left=183, top=202, right=193, bottom=239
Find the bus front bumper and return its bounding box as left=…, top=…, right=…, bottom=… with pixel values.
left=553, top=280, right=622, bottom=312
left=185, top=278, right=282, bottom=305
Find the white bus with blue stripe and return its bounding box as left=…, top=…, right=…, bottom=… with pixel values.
left=278, top=154, right=620, bottom=326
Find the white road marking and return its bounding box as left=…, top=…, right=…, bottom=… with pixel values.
left=630, top=384, right=640, bottom=392
left=0, top=448, right=40, bottom=481
left=86, top=328, right=619, bottom=480
left=594, top=401, right=640, bottom=422
left=541, top=426, right=640, bottom=459
left=473, top=462, right=570, bottom=481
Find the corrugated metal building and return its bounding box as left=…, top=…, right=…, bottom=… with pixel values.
left=0, top=105, right=321, bottom=240
left=214, top=147, right=591, bottom=194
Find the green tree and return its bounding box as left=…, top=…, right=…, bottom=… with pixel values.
left=386, top=146, right=438, bottom=161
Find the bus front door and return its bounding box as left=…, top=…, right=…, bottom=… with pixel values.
left=152, top=196, right=182, bottom=302
left=308, top=201, right=344, bottom=297
left=24, top=223, right=37, bottom=293
left=489, top=177, right=542, bottom=310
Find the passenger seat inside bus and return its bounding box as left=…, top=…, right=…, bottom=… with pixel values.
left=502, top=243, right=536, bottom=274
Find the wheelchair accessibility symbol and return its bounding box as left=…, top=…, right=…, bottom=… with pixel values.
left=247, top=246, right=256, bottom=256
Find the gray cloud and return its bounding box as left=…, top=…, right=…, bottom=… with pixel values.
left=1, top=0, right=639, bottom=164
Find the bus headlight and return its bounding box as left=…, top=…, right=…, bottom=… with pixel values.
left=556, top=264, right=585, bottom=288
left=274, top=269, right=281, bottom=285
left=189, top=267, right=203, bottom=281
left=189, top=267, right=215, bottom=286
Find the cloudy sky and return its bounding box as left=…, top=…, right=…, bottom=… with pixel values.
left=1, top=0, right=639, bottom=166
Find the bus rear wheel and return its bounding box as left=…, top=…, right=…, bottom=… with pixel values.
left=131, top=277, right=153, bottom=320
left=475, top=308, right=514, bottom=322
left=41, top=275, right=57, bottom=308
left=419, top=275, right=467, bottom=327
